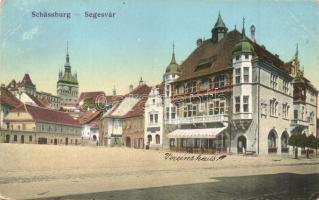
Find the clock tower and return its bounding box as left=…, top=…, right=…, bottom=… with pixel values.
left=57, top=42, right=79, bottom=111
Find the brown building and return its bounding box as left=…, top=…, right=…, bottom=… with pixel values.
left=122, top=97, right=147, bottom=149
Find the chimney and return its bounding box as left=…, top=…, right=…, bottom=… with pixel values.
left=196, top=38, right=203, bottom=47
left=250, top=25, right=256, bottom=42
left=129, top=84, right=134, bottom=92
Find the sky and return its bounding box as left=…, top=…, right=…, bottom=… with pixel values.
left=0, top=0, right=319, bottom=96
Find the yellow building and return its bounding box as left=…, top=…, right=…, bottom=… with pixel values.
left=2, top=104, right=82, bottom=145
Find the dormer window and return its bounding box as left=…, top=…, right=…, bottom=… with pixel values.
left=245, top=54, right=249, bottom=59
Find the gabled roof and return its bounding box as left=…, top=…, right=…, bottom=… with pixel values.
left=78, top=91, right=106, bottom=103
left=122, top=97, right=147, bottom=118
left=0, top=87, right=22, bottom=108
left=78, top=111, right=102, bottom=125
left=175, top=30, right=288, bottom=82
left=12, top=104, right=79, bottom=126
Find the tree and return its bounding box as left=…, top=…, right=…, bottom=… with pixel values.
left=307, top=135, right=318, bottom=156
left=288, top=134, right=306, bottom=159
left=288, top=134, right=300, bottom=159
left=81, top=98, right=96, bottom=111
left=305, top=134, right=314, bottom=158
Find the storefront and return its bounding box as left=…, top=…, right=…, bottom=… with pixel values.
left=167, top=127, right=227, bottom=154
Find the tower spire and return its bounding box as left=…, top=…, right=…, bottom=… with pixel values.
left=295, top=43, right=298, bottom=59
left=171, top=42, right=176, bottom=64
left=242, top=17, right=246, bottom=39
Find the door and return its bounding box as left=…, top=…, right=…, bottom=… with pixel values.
left=237, top=136, right=247, bottom=154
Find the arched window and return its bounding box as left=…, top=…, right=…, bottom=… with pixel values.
left=281, top=131, right=289, bottom=153
left=281, top=132, right=288, bottom=148
left=155, top=134, right=160, bottom=144
left=268, top=131, right=277, bottom=148
left=147, top=135, right=152, bottom=143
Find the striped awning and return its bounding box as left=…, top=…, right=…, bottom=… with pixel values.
left=167, top=127, right=227, bottom=139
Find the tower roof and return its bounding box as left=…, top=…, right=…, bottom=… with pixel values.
left=165, top=43, right=181, bottom=74
left=233, top=17, right=254, bottom=55
left=213, top=12, right=227, bottom=29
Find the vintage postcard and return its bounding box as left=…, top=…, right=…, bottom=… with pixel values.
left=0, top=0, right=318, bottom=199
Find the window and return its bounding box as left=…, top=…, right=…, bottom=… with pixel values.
left=14, top=135, right=17, bottom=142
left=283, top=80, right=289, bottom=94
left=243, top=67, right=249, bottom=83
left=235, top=96, right=240, bottom=113
left=154, top=114, right=158, bottom=123
left=166, top=107, right=169, bottom=120
left=235, top=68, right=241, bottom=84
left=270, top=99, right=278, bottom=117
left=282, top=103, right=289, bottom=119
left=185, top=104, right=197, bottom=117
left=171, top=107, right=176, bottom=119
left=214, top=100, right=220, bottom=115
left=152, top=99, right=155, bottom=105
left=29, top=135, right=32, bottom=142
left=236, top=55, right=240, bottom=60
left=209, top=103, right=214, bottom=115
left=155, top=134, right=160, bottom=144
left=215, top=75, right=225, bottom=88
left=245, top=54, right=249, bottom=59
left=185, top=81, right=196, bottom=93
left=150, top=114, right=153, bottom=123
left=220, top=102, right=225, bottom=114
left=166, top=85, right=169, bottom=96
left=183, top=107, right=187, bottom=117
left=270, top=74, right=278, bottom=89
left=243, top=96, right=249, bottom=112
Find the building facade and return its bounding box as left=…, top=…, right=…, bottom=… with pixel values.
left=164, top=14, right=317, bottom=155
left=2, top=104, right=82, bottom=145
left=144, top=85, right=164, bottom=149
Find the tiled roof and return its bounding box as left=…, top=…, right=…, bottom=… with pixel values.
left=78, top=111, right=102, bottom=125
left=126, top=84, right=152, bottom=97
left=0, top=87, right=22, bottom=108
left=16, top=104, right=79, bottom=126
left=175, top=30, right=288, bottom=82
left=78, top=91, right=106, bottom=103
left=122, top=97, right=147, bottom=118
left=105, top=95, right=124, bottom=105
left=25, top=93, right=47, bottom=107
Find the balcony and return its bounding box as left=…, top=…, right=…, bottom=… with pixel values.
left=291, top=119, right=309, bottom=127
left=232, top=113, right=253, bottom=120
left=167, top=114, right=228, bottom=125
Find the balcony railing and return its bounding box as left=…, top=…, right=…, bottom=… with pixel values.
left=232, top=113, right=253, bottom=120
left=167, top=114, right=228, bottom=125
left=291, top=119, right=309, bottom=127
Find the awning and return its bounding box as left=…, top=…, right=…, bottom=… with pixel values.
left=167, top=127, right=227, bottom=139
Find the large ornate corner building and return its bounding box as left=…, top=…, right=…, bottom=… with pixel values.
left=164, top=13, right=318, bottom=155
left=57, top=45, right=79, bottom=111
